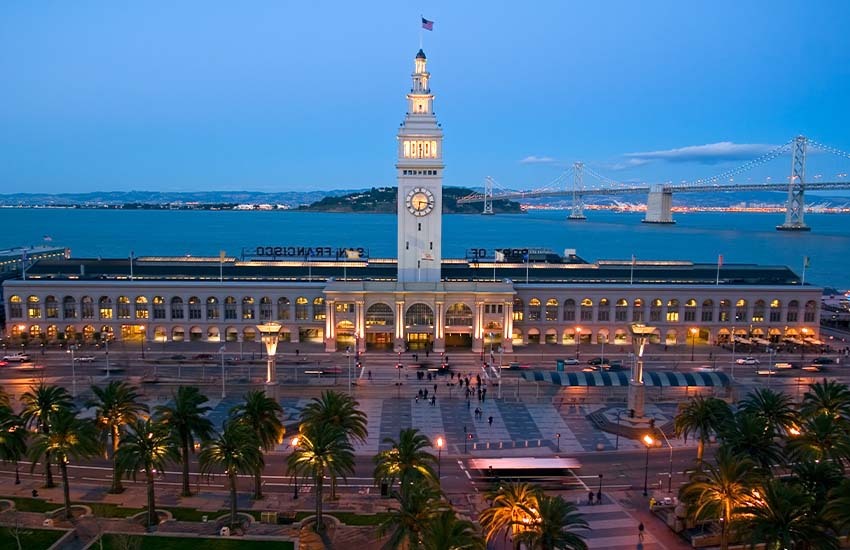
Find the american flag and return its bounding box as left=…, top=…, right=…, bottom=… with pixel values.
left=421, top=17, right=434, bottom=31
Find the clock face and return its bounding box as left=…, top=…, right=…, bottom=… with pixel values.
left=406, top=187, right=435, bottom=216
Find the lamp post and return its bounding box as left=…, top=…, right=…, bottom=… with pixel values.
left=219, top=345, right=227, bottom=399
left=597, top=473, right=603, bottom=503
left=555, top=432, right=561, bottom=452
left=68, top=345, right=77, bottom=398
left=104, top=336, right=111, bottom=378
left=290, top=435, right=300, bottom=499
left=346, top=346, right=352, bottom=394
left=642, top=434, right=654, bottom=496
left=658, top=428, right=674, bottom=493
left=615, top=410, right=622, bottom=450
left=256, top=322, right=282, bottom=386
left=575, top=327, right=582, bottom=358
left=690, top=327, right=698, bottom=361
left=731, top=326, right=737, bottom=379
left=436, top=437, right=444, bottom=482
left=463, top=425, right=468, bottom=453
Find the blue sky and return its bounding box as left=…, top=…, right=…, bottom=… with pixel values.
left=1, top=1, right=849, bottom=194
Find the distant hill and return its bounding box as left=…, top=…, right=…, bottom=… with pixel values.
left=299, top=187, right=523, bottom=213
left=0, top=190, right=354, bottom=208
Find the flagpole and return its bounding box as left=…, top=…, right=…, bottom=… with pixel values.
left=419, top=14, right=423, bottom=49
left=130, top=251, right=134, bottom=281
left=802, top=256, right=807, bottom=285
left=715, top=254, right=721, bottom=286
left=630, top=255, right=635, bottom=285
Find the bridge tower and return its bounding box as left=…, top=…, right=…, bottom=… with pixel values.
left=777, top=135, right=811, bottom=231
left=482, top=176, right=494, bottom=215
left=567, top=162, right=586, bottom=220
left=642, top=184, right=675, bottom=224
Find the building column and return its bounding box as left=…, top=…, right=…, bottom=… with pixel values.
left=433, top=301, right=445, bottom=353
left=472, top=302, right=484, bottom=353
left=355, top=300, right=366, bottom=354
left=324, top=299, right=336, bottom=352
left=394, top=301, right=405, bottom=352
left=502, top=301, right=514, bottom=353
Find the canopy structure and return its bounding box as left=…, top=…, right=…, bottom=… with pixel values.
left=467, top=457, right=581, bottom=471
left=522, top=370, right=731, bottom=387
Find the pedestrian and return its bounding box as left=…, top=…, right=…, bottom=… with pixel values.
left=467, top=399, right=471, bottom=410
left=367, top=370, right=372, bottom=380
left=425, top=349, right=429, bottom=358
left=424, top=389, right=429, bottom=399
left=477, top=388, right=482, bottom=401
left=482, top=388, right=487, bottom=401
left=295, top=348, right=299, bottom=356
left=488, top=415, right=493, bottom=427
left=415, top=395, right=419, bottom=403
left=476, top=374, right=481, bottom=387
left=638, top=522, right=645, bottom=542
left=434, top=383, right=437, bottom=393
left=431, top=395, right=436, bottom=406
left=588, top=491, right=594, bottom=505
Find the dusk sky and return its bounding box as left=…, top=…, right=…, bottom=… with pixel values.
left=2, top=1, right=849, bottom=194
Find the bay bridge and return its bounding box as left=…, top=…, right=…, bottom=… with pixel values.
left=457, top=136, right=850, bottom=231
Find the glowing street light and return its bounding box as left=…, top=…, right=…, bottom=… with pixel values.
left=436, top=436, right=444, bottom=481
left=690, top=327, right=698, bottom=361
left=290, top=435, right=301, bottom=499
left=642, top=434, right=654, bottom=496
left=575, top=327, right=582, bottom=359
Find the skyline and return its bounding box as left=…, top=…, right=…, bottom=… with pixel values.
left=2, top=1, right=850, bottom=194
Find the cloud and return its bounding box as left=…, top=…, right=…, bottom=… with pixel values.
left=602, top=158, right=652, bottom=171
left=624, top=142, right=779, bottom=165
left=519, top=155, right=558, bottom=165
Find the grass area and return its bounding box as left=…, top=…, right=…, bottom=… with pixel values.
left=0, top=527, right=65, bottom=548
left=100, top=534, right=295, bottom=550
left=5, top=496, right=56, bottom=513
left=293, top=510, right=389, bottom=526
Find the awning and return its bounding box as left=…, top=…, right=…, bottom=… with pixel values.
left=522, top=370, right=731, bottom=387
left=804, top=337, right=824, bottom=345
left=753, top=338, right=772, bottom=345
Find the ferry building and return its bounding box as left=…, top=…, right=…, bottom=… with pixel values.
left=2, top=51, right=822, bottom=354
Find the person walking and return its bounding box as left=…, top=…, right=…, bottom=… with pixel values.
left=488, top=415, right=493, bottom=427
left=638, top=522, right=645, bottom=542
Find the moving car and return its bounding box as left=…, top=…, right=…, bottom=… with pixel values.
left=73, top=355, right=96, bottom=362
left=2, top=353, right=30, bottom=362
left=774, top=362, right=795, bottom=370
left=802, top=364, right=822, bottom=372
left=735, top=357, right=760, bottom=365
left=811, top=357, right=834, bottom=366
left=563, top=358, right=580, bottom=366
left=587, top=357, right=610, bottom=366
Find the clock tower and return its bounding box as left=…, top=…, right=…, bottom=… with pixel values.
left=396, top=49, right=443, bottom=283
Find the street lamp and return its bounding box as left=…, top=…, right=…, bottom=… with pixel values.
left=597, top=473, right=603, bottom=503
left=575, top=327, right=582, bottom=358
left=257, top=322, right=282, bottom=386
left=690, top=327, right=698, bottom=361
left=346, top=346, right=352, bottom=394
left=642, top=434, right=654, bottom=496
left=555, top=433, right=561, bottom=452
left=657, top=429, right=674, bottom=493
left=219, top=345, right=227, bottom=399
left=436, top=437, right=444, bottom=481
left=67, top=345, right=77, bottom=398
left=290, top=435, right=300, bottom=499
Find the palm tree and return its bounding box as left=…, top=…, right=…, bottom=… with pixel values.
left=287, top=423, right=355, bottom=533
left=300, top=390, right=368, bottom=498
left=801, top=379, right=850, bottom=421
left=515, top=494, right=589, bottom=550
left=739, top=479, right=838, bottom=550
left=786, top=413, right=850, bottom=468
left=87, top=380, right=149, bottom=493
left=155, top=386, right=213, bottom=496
left=20, top=383, right=73, bottom=488
left=0, top=405, right=26, bottom=484
left=28, top=408, right=101, bottom=519
left=115, top=418, right=178, bottom=528
left=739, top=388, right=797, bottom=437
left=377, top=481, right=445, bottom=550
left=229, top=390, right=285, bottom=499
left=824, top=478, right=850, bottom=533
left=674, top=396, right=732, bottom=463
left=791, top=460, right=843, bottom=513
left=680, top=448, right=758, bottom=550
left=479, top=481, right=542, bottom=550
left=374, top=428, right=438, bottom=501
left=717, top=412, right=783, bottom=470
left=199, top=421, right=264, bottom=528
left=419, top=509, right=485, bottom=550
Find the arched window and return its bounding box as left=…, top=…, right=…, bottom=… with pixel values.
left=701, top=299, right=713, bottom=322
left=295, top=297, right=309, bottom=320
left=242, top=297, right=255, bottom=320
left=206, top=297, right=220, bottom=320
left=735, top=299, right=747, bottom=322
left=632, top=298, right=644, bottom=322
left=769, top=299, right=781, bottom=322
left=615, top=299, right=628, bottom=322
left=804, top=300, right=817, bottom=323
left=683, top=299, right=696, bottom=322
left=170, top=297, right=184, bottom=319
left=563, top=299, right=576, bottom=321
left=152, top=296, right=166, bottom=319
left=787, top=300, right=799, bottom=322
left=446, top=303, right=473, bottom=326
left=135, top=296, right=149, bottom=319
left=752, top=300, right=766, bottom=323
left=259, top=297, right=273, bottom=321
left=512, top=297, right=524, bottom=322
left=117, top=296, right=131, bottom=319
left=188, top=297, right=201, bottom=320
left=98, top=296, right=113, bottom=320
left=719, top=299, right=731, bottom=322
left=8, top=295, right=22, bottom=318
left=366, top=303, right=394, bottom=326
left=45, top=296, right=58, bottom=318
left=528, top=298, right=542, bottom=321
left=277, top=297, right=291, bottom=320
left=545, top=299, right=559, bottom=321
left=81, top=296, right=94, bottom=319
left=597, top=298, right=610, bottom=322
left=405, top=303, right=434, bottom=326
left=580, top=298, right=593, bottom=321
left=310, top=297, right=324, bottom=321
left=63, top=296, right=77, bottom=319
left=27, top=295, right=42, bottom=319
left=666, top=299, right=680, bottom=322
left=224, top=296, right=237, bottom=320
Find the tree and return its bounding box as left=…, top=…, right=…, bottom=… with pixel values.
left=0, top=405, right=26, bottom=484
left=717, top=412, right=783, bottom=470
left=287, top=423, right=355, bottom=533
left=791, top=460, right=843, bottom=513
left=787, top=413, right=850, bottom=468
left=377, top=481, right=445, bottom=550
left=674, top=396, right=732, bottom=463
left=419, top=509, right=485, bottom=550
left=480, top=482, right=543, bottom=550
left=680, top=448, right=758, bottom=550
left=739, top=388, right=797, bottom=438
left=199, top=421, right=264, bottom=528
left=29, top=408, right=101, bottom=519
left=87, top=381, right=149, bottom=493
left=824, top=478, right=850, bottom=533
left=739, top=479, right=838, bottom=550
left=515, top=494, right=589, bottom=550
left=20, top=383, right=73, bottom=488
left=374, top=428, right=438, bottom=501
left=115, top=418, right=178, bottom=528
left=229, top=390, right=285, bottom=499
left=155, top=386, right=213, bottom=496
left=801, top=379, right=850, bottom=421
left=300, top=390, right=368, bottom=498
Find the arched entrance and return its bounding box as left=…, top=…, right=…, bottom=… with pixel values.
left=405, top=303, right=434, bottom=350
left=365, top=303, right=394, bottom=350
left=527, top=328, right=540, bottom=345
left=445, top=303, right=473, bottom=348
left=336, top=320, right=356, bottom=349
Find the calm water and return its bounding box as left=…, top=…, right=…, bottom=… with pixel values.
left=4, top=208, right=850, bottom=289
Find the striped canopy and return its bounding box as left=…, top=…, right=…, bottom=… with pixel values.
left=521, top=370, right=730, bottom=387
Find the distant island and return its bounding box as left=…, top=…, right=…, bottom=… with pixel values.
left=298, top=186, right=522, bottom=214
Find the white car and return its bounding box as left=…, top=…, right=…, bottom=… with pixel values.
left=2, top=353, right=30, bottom=362
left=735, top=357, right=759, bottom=365
left=563, top=358, right=580, bottom=365
left=774, top=362, right=794, bottom=370
left=73, top=355, right=96, bottom=362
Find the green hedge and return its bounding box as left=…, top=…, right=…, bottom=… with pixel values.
left=99, top=534, right=295, bottom=550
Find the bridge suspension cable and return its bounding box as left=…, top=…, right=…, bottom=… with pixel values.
left=683, top=139, right=794, bottom=188
left=808, top=139, right=850, bottom=162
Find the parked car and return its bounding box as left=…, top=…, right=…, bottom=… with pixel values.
left=811, top=357, right=834, bottom=365
left=774, top=362, right=795, bottom=369
left=587, top=357, right=610, bottom=366
left=2, top=353, right=30, bottom=362
left=735, top=356, right=759, bottom=365
left=563, top=358, right=580, bottom=365
left=802, top=364, right=822, bottom=372
left=193, top=353, right=214, bottom=360
left=73, top=355, right=96, bottom=362
left=756, top=368, right=776, bottom=376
